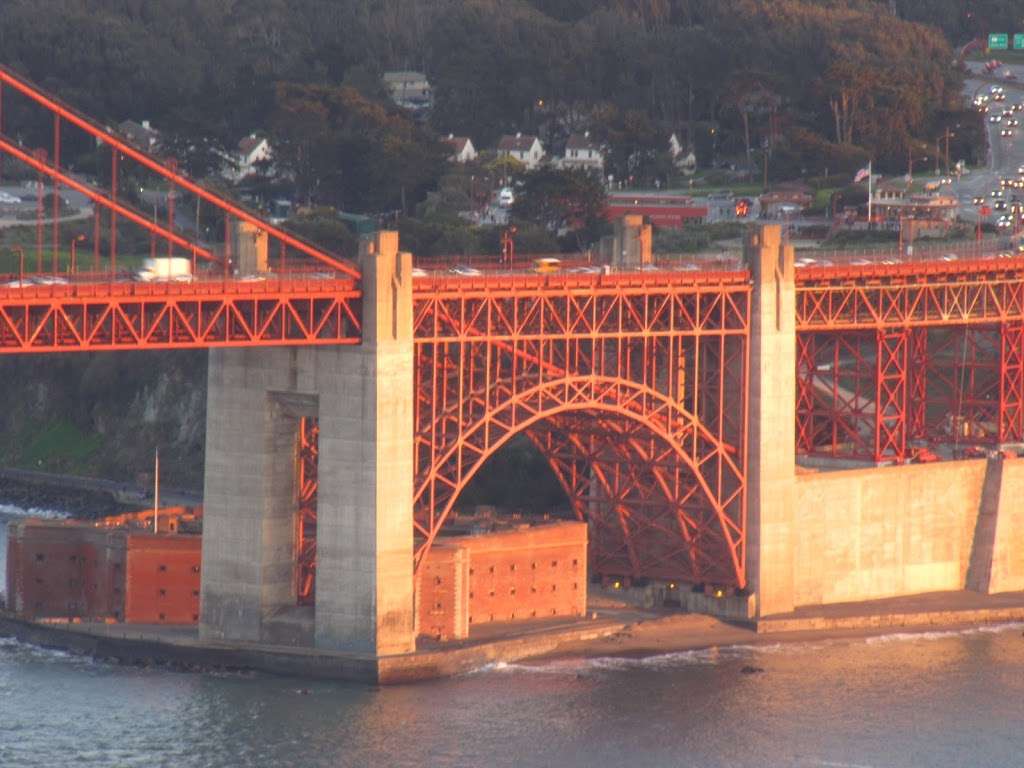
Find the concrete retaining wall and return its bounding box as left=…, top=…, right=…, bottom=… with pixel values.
left=792, top=459, right=988, bottom=607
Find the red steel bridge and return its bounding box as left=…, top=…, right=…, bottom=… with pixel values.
left=1, top=67, right=1024, bottom=600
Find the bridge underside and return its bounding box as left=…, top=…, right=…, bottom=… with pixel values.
left=410, top=273, right=751, bottom=590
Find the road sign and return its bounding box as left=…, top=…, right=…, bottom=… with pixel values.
left=1015, top=34, right=1024, bottom=50
left=981, top=205, right=992, bottom=216
left=990, top=33, right=1009, bottom=51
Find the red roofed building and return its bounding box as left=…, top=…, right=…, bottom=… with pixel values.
left=606, top=192, right=708, bottom=229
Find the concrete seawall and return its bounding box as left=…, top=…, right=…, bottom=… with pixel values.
left=790, top=456, right=1024, bottom=610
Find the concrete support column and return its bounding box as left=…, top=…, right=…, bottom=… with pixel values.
left=199, top=347, right=307, bottom=643
left=746, top=225, right=796, bottom=617
left=200, top=231, right=415, bottom=656
left=599, top=215, right=652, bottom=267
left=314, top=232, right=415, bottom=654
left=233, top=220, right=268, bottom=275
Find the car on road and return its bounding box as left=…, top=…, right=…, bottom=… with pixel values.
left=995, top=200, right=1008, bottom=211
left=997, top=215, right=1013, bottom=229
left=449, top=265, right=482, bottom=276
left=992, top=189, right=1005, bottom=198
left=989, top=114, right=1002, bottom=123
left=1001, top=128, right=1015, bottom=138
left=973, top=196, right=986, bottom=205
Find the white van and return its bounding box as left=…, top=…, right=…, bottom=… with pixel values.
left=136, top=256, right=193, bottom=281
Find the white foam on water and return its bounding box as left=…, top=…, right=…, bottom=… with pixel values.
left=0, top=635, right=96, bottom=666
left=0, top=502, right=69, bottom=520
left=470, top=621, right=1024, bottom=677
left=864, top=621, right=1024, bottom=645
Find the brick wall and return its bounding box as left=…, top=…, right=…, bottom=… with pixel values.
left=6, top=519, right=199, bottom=624
left=123, top=534, right=202, bottom=624
left=416, top=521, right=587, bottom=641
left=5, top=521, right=126, bottom=621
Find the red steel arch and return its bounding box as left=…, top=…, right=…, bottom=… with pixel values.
left=412, top=272, right=750, bottom=588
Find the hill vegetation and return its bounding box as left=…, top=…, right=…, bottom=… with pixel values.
left=0, top=1, right=985, bottom=202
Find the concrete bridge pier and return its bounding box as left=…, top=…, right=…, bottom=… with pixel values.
left=746, top=225, right=797, bottom=618
left=199, top=231, right=416, bottom=656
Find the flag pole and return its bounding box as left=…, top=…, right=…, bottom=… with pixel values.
left=153, top=447, right=160, bottom=534
left=867, top=160, right=873, bottom=229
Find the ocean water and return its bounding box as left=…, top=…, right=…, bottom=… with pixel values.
left=2, top=511, right=1023, bottom=768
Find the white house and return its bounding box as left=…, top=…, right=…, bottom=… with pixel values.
left=497, top=133, right=545, bottom=170
left=561, top=131, right=604, bottom=172
left=443, top=134, right=478, bottom=163
left=383, top=71, right=433, bottom=113
left=223, top=134, right=272, bottom=182
left=119, top=120, right=160, bottom=153
left=668, top=132, right=697, bottom=175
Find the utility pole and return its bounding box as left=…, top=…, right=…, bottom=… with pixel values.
left=944, top=127, right=951, bottom=174
left=762, top=137, right=770, bottom=192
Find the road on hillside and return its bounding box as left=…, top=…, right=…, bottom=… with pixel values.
left=956, top=63, right=1024, bottom=223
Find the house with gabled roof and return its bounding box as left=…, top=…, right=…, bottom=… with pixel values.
left=561, top=132, right=604, bottom=172
left=443, top=134, right=478, bottom=163
left=497, top=133, right=545, bottom=170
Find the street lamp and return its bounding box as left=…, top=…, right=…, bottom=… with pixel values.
left=69, top=234, right=86, bottom=275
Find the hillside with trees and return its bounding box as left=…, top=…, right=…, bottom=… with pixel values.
left=0, top=1, right=982, bottom=196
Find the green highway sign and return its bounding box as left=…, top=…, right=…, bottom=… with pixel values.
left=1014, top=34, right=1024, bottom=50
left=990, top=33, right=1009, bottom=50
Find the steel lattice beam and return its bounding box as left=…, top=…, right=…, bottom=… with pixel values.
left=411, top=275, right=751, bottom=588
left=0, top=278, right=361, bottom=351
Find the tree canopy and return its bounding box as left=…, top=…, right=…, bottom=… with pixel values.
left=0, top=1, right=982, bottom=195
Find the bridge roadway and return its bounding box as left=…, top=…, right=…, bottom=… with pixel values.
left=0, top=233, right=1019, bottom=353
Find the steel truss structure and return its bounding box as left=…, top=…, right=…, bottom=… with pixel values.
left=0, top=278, right=360, bottom=352
left=796, top=261, right=1024, bottom=461
left=0, top=65, right=362, bottom=352
left=295, top=416, right=319, bottom=605
left=412, top=272, right=751, bottom=587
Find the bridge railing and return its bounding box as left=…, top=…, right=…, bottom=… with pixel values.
left=795, top=235, right=1017, bottom=266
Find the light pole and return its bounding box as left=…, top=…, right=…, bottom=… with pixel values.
left=69, top=234, right=85, bottom=274
left=10, top=246, right=24, bottom=286
left=907, top=151, right=928, bottom=182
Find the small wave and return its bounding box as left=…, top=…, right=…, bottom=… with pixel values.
left=864, top=621, right=1024, bottom=645
left=0, top=635, right=96, bottom=666
left=0, top=502, right=69, bottom=520
left=471, top=621, right=1024, bottom=676
left=472, top=643, right=787, bottom=676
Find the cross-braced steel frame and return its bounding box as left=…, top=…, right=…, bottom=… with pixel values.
left=796, top=260, right=1024, bottom=461
left=295, top=416, right=319, bottom=605
left=0, top=65, right=362, bottom=352
left=412, top=272, right=751, bottom=588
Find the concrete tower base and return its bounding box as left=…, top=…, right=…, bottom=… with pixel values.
left=199, top=232, right=415, bottom=656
